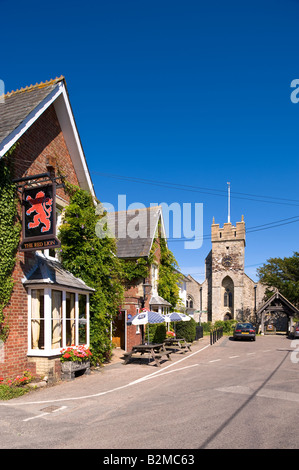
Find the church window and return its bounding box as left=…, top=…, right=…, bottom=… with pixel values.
left=224, top=290, right=233, bottom=308
left=186, top=295, right=194, bottom=309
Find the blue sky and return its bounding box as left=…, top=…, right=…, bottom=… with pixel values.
left=1, top=0, right=299, bottom=281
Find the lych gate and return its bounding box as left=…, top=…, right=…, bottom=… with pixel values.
left=256, top=291, right=299, bottom=336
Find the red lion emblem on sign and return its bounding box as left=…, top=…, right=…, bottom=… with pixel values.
left=26, top=190, right=53, bottom=233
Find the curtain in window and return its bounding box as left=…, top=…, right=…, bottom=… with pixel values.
left=52, top=290, right=62, bottom=348
left=31, top=290, right=41, bottom=349
left=66, top=292, right=75, bottom=346
left=78, top=294, right=87, bottom=344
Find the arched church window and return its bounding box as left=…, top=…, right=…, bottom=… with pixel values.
left=186, top=295, right=194, bottom=309
left=224, top=289, right=233, bottom=308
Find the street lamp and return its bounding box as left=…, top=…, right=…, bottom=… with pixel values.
left=140, top=279, right=152, bottom=344
left=141, top=279, right=152, bottom=309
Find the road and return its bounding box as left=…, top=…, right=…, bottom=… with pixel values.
left=0, top=334, right=298, bottom=451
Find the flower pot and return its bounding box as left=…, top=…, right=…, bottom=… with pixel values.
left=61, top=360, right=90, bottom=381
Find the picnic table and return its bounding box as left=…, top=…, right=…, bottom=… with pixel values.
left=123, top=343, right=173, bottom=367
left=163, top=338, right=192, bottom=353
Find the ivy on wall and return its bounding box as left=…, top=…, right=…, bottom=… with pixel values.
left=121, top=226, right=181, bottom=310
left=58, top=183, right=124, bottom=365
left=121, top=257, right=150, bottom=282
left=0, top=147, right=21, bottom=341
left=157, top=234, right=181, bottom=309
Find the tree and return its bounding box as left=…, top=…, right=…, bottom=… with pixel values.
left=158, top=236, right=181, bottom=309
left=257, top=252, right=299, bottom=307
left=58, top=183, right=124, bottom=365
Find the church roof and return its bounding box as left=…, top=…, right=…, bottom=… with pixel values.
left=256, top=290, right=299, bottom=316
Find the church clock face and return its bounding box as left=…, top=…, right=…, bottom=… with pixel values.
left=222, top=255, right=233, bottom=267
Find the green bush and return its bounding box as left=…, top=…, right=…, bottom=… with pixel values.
left=201, top=321, right=213, bottom=333
left=175, top=318, right=197, bottom=342
left=146, top=323, right=167, bottom=344
left=211, top=319, right=237, bottom=334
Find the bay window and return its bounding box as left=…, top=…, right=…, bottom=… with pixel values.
left=27, top=287, right=90, bottom=357
left=66, top=292, right=75, bottom=346
left=78, top=294, right=87, bottom=345
left=31, top=289, right=44, bottom=349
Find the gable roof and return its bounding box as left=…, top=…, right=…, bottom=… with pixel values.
left=149, top=294, right=172, bottom=307
left=23, top=253, right=94, bottom=293
left=256, top=290, right=299, bottom=316
left=106, top=206, right=166, bottom=259
left=0, top=76, right=95, bottom=197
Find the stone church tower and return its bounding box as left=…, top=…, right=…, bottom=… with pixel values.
left=209, top=216, right=246, bottom=321
left=187, top=216, right=266, bottom=323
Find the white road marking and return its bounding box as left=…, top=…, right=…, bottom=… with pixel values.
left=23, top=412, right=49, bottom=422
left=229, top=355, right=239, bottom=359
left=23, top=405, right=67, bottom=422
left=209, top=359, right=221, bottom=363
left=0, top=344, right=211, bottom=406
left=217, top=386, right=299, bottom=403
left=130, top=363, right=199, bottom=384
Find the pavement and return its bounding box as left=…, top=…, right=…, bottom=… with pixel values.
left=102, top=335, right=211, bottom=368
left=1, top=336, right=212, bottom=406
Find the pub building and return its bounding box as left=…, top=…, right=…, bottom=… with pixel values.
left=0, top=77, right=95, bottom=381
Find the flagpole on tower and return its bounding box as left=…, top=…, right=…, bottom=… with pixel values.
left=227, top=182, right=231, bottom=223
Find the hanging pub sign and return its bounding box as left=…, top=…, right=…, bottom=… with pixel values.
left=20, top=183, right=61, bottom=251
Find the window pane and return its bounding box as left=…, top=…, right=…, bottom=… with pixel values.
left=31, top=289, right=44, bottom=349
left=79, top=294, right=86, bottom=319
left=66, top=292, right=76, bottom=346
left=78, top=294, right=87, bottom=344
left=52, top=290, right=62, bottom=349
left=79, top=322, right=87, bottom=345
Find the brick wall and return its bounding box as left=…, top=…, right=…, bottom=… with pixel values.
left=0, top=103, right=80, bottom=380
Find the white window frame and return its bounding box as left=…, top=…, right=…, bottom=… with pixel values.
left=27, top=286, right=90, bottom=357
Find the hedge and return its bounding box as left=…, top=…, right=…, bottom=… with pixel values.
left=174, top=318, right=197, bottom=342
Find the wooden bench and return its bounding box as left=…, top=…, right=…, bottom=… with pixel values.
left=164, top=338, right=192, bottom=354
left=123, top=343, right=173, bottom=366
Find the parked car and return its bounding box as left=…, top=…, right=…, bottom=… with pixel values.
left=292, top=322, right=299, bottom=338
left=233, top=322, right=256, bottom=341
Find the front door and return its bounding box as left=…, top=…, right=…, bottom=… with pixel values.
left=112, top=310, right=126, bottom=349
